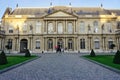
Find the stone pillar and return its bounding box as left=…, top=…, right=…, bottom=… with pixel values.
left=64, top=38, right=65, bottom=49
left=74, top=37, right=76, bottom=51
left=46, top=20, right=48, bottom=33
left=15, top=37, right=17, bottom=51
left=66, top=20, right=67, bottom=33
left=74, top=20, right=76, bottom=33
left=55, top=20, right=56, bottom=32
left=56, top=21, right=57, bottom=33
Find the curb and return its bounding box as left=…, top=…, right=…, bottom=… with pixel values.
left=0, top=56, right=41, bottom=74
left=82, top=56, right=120, bottom=74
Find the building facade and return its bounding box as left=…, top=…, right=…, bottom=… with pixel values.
left=1, top=6, right=120, bottom=53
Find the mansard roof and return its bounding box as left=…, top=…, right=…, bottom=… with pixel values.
left=3, top=6, right=120, bottom=18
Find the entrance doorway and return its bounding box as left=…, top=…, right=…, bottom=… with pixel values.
left=57, top=39, right=64, bottom=48
left=20, top=39, right=28, bottom=53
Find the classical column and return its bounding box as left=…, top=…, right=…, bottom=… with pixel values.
left=15, top=37, right=17, bottom=51
left=65, top=20, right=67, bottom=33
left=117, top=37, right=119, bottom=50
left=102, top=37, right=104, bottom=50
left=104, top=37, right=107, bottom=51
left=74, top=20, right=76, bottom=33
left=44, top=37, right=46, bottom=51
left=76, top=37, right=78, bottom=51
left=64, top=38, right=65, bottom=49
left=44, top=20, right=46, bottom=32
left=56, top=20, right=57, bottom=33
left=73, top=38, right=75, bottom=51
left=90, top=37, right=91, bottom=50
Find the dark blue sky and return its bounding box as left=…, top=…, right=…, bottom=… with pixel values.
left=0, top=0, right=120, bottom=19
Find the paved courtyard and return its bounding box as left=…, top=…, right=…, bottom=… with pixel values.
left=0, top=53, right=120, bottom=80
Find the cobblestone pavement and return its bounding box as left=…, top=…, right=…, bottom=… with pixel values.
left=0, top=53, right=120, bottom=80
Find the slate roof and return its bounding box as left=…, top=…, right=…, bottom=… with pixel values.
left=7, top=6, right=120, bottom=17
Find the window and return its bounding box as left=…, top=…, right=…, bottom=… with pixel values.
left=8, top=39, right=12, bottom=49
left=80, top=39, right=85, bottom=49
left=48, top=39, right=53, bottom=49
left=68, top=39, right=73, bottom=49
left=117, top=22, right=120, bottom=29
left=68, top=23, right=73, bottom=33
left=48, top=23, right=53, bottom=34
left=9, top=27, right=13, bottom=33
left=108, top=41, right=113, bottom=49
left=23, top=23, right=27, bottom=31
left=58, top=23, right=63, bottom=34
left=79, top=21, right=85, bottom=33
left=93, top=21, right=98, bottom=33
left=36, top=40, right=40, bottom=49
left=107, top=22, right=112, bottom=33
left=36, top=22, right=42, bottom=33
left=94, top=41, right=100, bottom=49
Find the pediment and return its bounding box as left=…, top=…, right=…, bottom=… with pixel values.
left=45, top=11, right=77, bottom=18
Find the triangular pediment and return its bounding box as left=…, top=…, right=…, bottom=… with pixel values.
left=45, top=11, right=77, bottom=18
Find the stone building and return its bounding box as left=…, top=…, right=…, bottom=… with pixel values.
left=1, top=6, right=120, bottom=53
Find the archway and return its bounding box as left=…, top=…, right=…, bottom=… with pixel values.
left=20, top=39, right=28, bottom=53
left=57, top=39, right=64, bottom=48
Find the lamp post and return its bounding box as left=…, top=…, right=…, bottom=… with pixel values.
left=16, top=25, right=19, bottom=53
left=30, top=24, right=33, bottom=53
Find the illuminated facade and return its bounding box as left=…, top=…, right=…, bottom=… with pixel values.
left=1, top=6, right=120, bottom=53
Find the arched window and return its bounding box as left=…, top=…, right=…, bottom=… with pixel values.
left=117, top=22, right=120, bottom=29
left=48, top=39, right=53, bottom=49
left=80, top=39, right=85, bottom=49
left=108, top=38, right=113, bottom=49
left=68, top=39, right=73, bottom=49
left=58, top=23, right=63, bottom=34
left=93, top=21, right=98, bottom=33
left=48, top=22, right=53, bottom=34
left=36, top=22, right=42, bottom=33
left=94, top=38, right=100, bottom=49
left=79, top=21, right=85, bottom=33
left=107, top=22, right=112, bottom=33
left=68, top=22, right=73, bottom=33
left=36, top=39, right=40, bottom=49
left=7, top=39, right=12, bottom=49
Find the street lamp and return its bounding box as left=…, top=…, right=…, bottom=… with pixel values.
left=16, top=25, right=19, bottom=53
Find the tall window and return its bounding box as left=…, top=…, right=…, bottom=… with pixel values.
left=48, top=39, right=53, bottom=49
left=23, top=23, right=27, bottom=31
left=36, top=40, right=40, bottom=49
left=9, top=27, right=13, bottom=33
left=80, top=39, right=85, bottom=49
left=58, top=23, right=63, bottom=34
left=94, top=41, right=100, bottom=49
left=48, top=22, right=53, bottom=34
left=36, top=22, right=42, bottom=33
left=68, top=22, right=73, bottom=33
left=117, top=22, right=120, bottom=29
left=79, top=21, right=85, bottom=33
left=107, top=22, right=112, bottom=33
left=108, top=41, right=113, bottom=49
left=68, top=39, right=73, bottom=49
left=8, top=39, right=12, bottom=49
left=93, top=21, right=98, bottom=33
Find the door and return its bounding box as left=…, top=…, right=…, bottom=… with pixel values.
left=20, top=39, right=28, bottom=53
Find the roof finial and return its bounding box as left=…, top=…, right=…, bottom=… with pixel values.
left=101, top=3, right=103, bottom=8
left=69, top=2, right=71, bottom=6
left=50, top=2, right=52, bottom=6
left=16, top=3, right=18, bottom=7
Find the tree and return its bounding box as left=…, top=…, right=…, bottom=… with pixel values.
left=0, top=51, right=8, bottom=65
left=25, top=49, right=31, bottom=57
left=113, top=50, right=120, bottom=64
left=90, top=49, right=96, bottom=57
